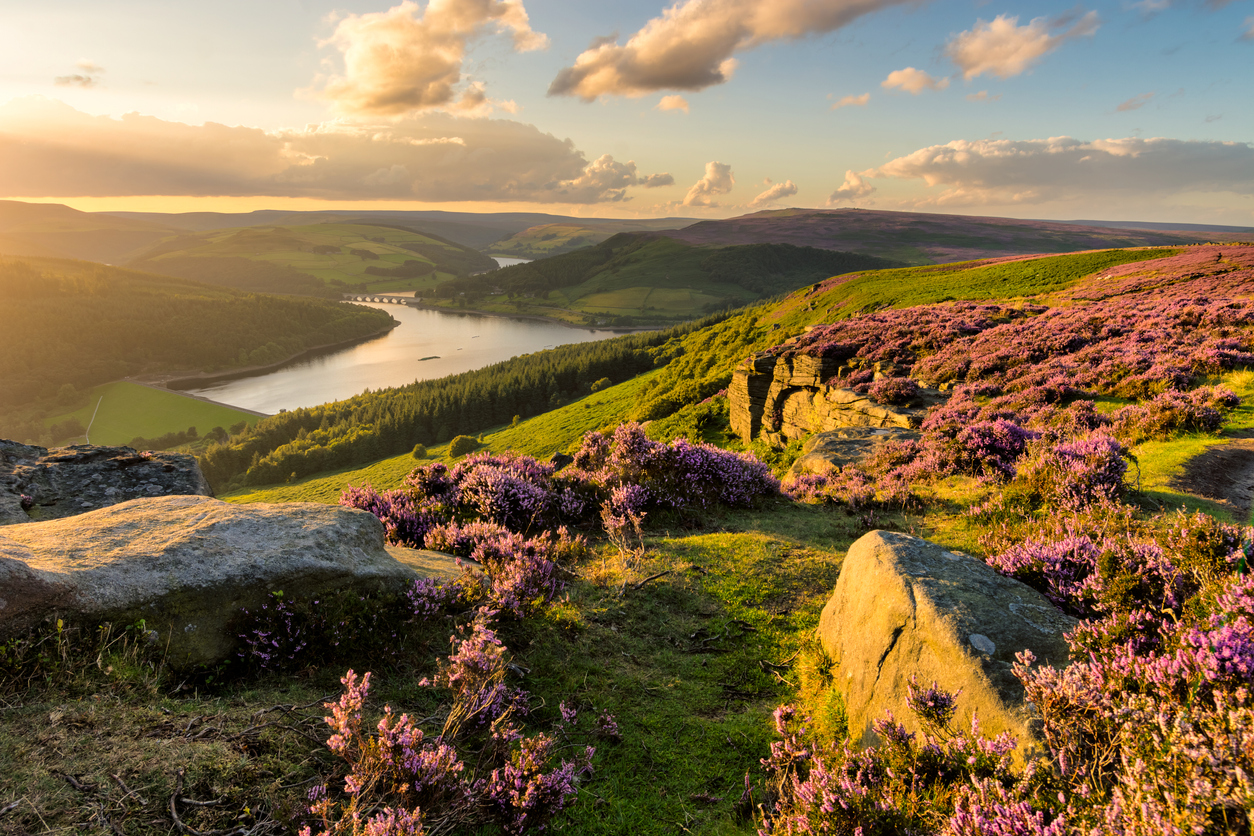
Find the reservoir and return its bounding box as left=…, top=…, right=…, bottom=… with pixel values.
left=184, top=272, right=638, bottom=413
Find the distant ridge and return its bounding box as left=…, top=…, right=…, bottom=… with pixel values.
left=1066, top=219, right=1254, bottom=235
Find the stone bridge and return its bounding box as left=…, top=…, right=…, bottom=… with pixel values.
left=343, top=294, right=414, bottom=305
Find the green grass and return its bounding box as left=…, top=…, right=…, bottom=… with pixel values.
left=44, top=381, right=262, bottom=447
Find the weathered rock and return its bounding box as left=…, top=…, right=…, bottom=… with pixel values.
left=728, top=351, right=941, bottom=447
left=0, top=439, right=212, bottom=525
left=0, top=495, right=460, bottom=666
left=819, top=531, right=1075, bottom=756
left=788, top=427, right=919, bottom=478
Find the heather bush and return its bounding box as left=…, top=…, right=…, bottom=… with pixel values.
left=868, top=376, right=920, bottom=405
left=1011, top=433, right=1130, bottom=511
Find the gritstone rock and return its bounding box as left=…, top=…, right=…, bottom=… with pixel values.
left=0, top=439, right=212, bottom=525
left=788, top=427, right=919, bottom=478
left=819, top=530, right=1075, bottom=757
left=0, top=495, right=461, bottom=666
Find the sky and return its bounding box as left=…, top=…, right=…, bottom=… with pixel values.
left=0, top=0, right=1250, bottom=225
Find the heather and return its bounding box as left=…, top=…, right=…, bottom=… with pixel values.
left=763, top=246, right=1254, bottom=835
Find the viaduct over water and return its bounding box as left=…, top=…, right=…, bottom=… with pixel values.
left=343, top=294, right=416, bottom=305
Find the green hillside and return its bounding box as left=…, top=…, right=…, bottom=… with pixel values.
left=487, top=218, right=697, bottom=259
left=126, top=222, right=498, bottom=297
left=428, top=233, right=906, bottom=324
left=0, top=257, right=393, bottom=443
left=0, top=199, right=178, bottom=263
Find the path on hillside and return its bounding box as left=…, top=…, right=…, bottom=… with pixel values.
left=1170, top=435, right=1254, bottom=520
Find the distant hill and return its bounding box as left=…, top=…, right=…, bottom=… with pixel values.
left=429, top=233, right=905, bottom=324
left=125, top=222, right=498, bottom=297
left=0, top=200, right=178, bottom=263
left=660, top=208, right=1245, bottom=265
left=106, top=208, right=693, bottom=252
left=485, top=219, right=697, bottom=259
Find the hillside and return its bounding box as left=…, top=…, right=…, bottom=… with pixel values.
left=485, top=218, right=697, bottom=259
left=661, top=207, right=1250, bottom=265
left=125, top=221, right=498, bottom=297
left=0, top=200, right=178, bottom=263
left=0, top=257, right=394, bottom=443
left=428, top=233, right=905, bottom=324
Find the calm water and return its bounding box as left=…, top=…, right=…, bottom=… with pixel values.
left=184, top=259, right=634, bottom=414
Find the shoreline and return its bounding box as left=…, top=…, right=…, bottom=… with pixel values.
left=398, top=298, right=670, bottom=334
left=135, top=320, right=401, bottom=391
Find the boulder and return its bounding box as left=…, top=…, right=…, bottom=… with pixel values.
left=788, top=427, right=918, bottom=478
left=819, top=531, right=1075, bottom=756
left=0, top=440, right=212, bottom=525
left=0, top=495, right=461, bottom=667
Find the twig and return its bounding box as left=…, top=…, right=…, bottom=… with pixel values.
left=57, top=772, right=97, bottom=793
left=170, top=768, right=249, bottom=836
left=0, top=799, right=20, bottom=816
left=112, top=772, right=149, bottom=806
left=629, top=571, right=672, bottom=591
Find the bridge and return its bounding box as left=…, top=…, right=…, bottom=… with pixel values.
left=344, top=294, right=416, bottom=305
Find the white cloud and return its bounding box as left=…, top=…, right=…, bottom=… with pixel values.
left=657, top=95, right=690, bottom=113
left=0, top=97, right=667, bottom=204
left=863, top=136, right=1254, bottom=206
left=831, top=92, right=871, bottom=110
left=881, top=67, right=949, bottom=94
left=548, top=0, right=915, bottom=100
left=1116, top=92, right=1155, bottom=112
left=683, top=161, right=735, bottom=206
left=311, top=0, right=547, bottom=117
left=827, top=169, right=876, bottom=205
left=750, top=179, right=798, bottom=207
left=945, top=11, right=1099, bottom=80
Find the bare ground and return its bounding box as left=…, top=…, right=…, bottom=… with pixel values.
left=1169, top=437, right=1254, bottom=520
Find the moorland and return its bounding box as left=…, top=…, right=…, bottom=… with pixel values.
left=5, top=231, right=1254, bottom=835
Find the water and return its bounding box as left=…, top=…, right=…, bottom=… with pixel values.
left=183, top=259, right=636, bottom=414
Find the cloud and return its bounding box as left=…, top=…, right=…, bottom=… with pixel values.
left=55, top=59, right=105, bottom=88
left=657, top=95, right=690, bottom=113
left=310, top=0, right=547, bottom=117
left=683, top=161, right=735, bottom=206
left=826, top=170, right=876, bottom=205
left=0, top=97, right=669, bottom=204
left=881, top=67, right=949, bottom=94
left=966, top=90, right=1000, bottom=102
left=945, top=11, right=1099, bottom=80
left=862, top=135, right=1254, bottom=206
left=641, top=173, right=675, bottom=188
left=548, top=0, right=915, bottom=100
left=1116, top=92, right=1155, bottom=112
left=1243, top=15, right=1254, bottom=40
left=831, top=92, right=871, bottom=110
left=750, top=179, right=798, bottom=207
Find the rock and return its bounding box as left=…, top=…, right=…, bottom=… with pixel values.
left=819, top=531, right=1075, bottom=756
left=728, top=351, right=941, bottom=447
left=788, top=427, right=918, bottom=478
left=0, top=440, right=212, bottom=525
left=550, top=452, right=575, bottom=471
left=0, top=495, right=460, bottom=667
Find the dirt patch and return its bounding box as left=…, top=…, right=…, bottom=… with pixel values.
left=1169, top=438, right=1254, bottom=519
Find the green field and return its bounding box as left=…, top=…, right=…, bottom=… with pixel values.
left=45, top=381, right=262, bottom=447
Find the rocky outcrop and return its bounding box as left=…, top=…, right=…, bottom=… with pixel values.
left=728, top=343, right=940, bottom=447
left=0, top=440, right=212, bottom=525
left=788, top=427, right=919, bottom=478
left=819, top=531, right=1075, bottom=757
left=0, top=495, right=460, bottom=667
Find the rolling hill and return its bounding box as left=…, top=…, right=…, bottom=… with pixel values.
left=660, top=207, right=1251, bottom=265
left=0, top=200, right=179, bottom=263
left=124, top=222, right=498, bottom=297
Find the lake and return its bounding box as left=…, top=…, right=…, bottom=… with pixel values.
left=183, top=259, right=637, bottom=413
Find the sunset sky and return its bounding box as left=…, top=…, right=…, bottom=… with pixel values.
left=0, top=0, right=1250, bottom=224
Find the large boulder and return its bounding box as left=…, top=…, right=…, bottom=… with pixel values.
left=788, top=427, right=918, bottom=478
left=0, top=495, right=460, bottom=667
left=819, top=531, right=1075, bottom=756
left=0, top=440, right=212, bottom=525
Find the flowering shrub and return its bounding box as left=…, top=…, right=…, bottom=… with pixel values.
left=1012, top=433, right=1130, bottom=510
left=868, top=376, right=920, bottom=405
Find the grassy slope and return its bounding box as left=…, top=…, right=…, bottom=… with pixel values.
left=487, top=219, right=697, bottom=260
left=42, top=382, right=262, bottom=447
left=127, top=222, right=491, bottom=294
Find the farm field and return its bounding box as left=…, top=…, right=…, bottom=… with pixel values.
left=43, top=381, right=262, bottom=447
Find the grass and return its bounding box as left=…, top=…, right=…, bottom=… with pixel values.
left=43, top=381, right=262, bottom=447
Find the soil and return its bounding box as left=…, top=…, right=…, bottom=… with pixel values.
left=1169, top=436, right=1254, bottom=519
